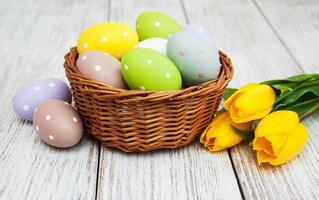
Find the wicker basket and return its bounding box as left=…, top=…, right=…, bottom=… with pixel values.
left=64, top=47, right=233, bottom=152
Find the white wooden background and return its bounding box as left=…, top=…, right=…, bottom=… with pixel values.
left=0, top=0, right=318, bottom=199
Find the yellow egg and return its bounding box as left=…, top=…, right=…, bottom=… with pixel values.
left=77, top=22, right=139, bottom=59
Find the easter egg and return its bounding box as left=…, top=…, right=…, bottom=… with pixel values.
left=167, top=31, right=221, bottom=86
left=121, top=48, right=182, bottom=91
left=183, top=25, right=218, bottom=48
left=77, top=22, right=139, bottom=59
left=76, top=50, right=126, bottom=89
left=136, top=11, right=182, bottom=40
left=13, top=78, right=72, bottom=121
left=33, top=99, right=83, bottom=148
left=135, top=38, right=167, bottom=55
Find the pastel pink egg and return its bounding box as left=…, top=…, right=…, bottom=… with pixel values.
left=33, top=99, right=83, bottom=148
left=76, top=50, right=127, bottom=89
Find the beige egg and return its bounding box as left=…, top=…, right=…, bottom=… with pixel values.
left=33, top=99, right=83, bottom=148
left=76, top=50, right=127, bottom=89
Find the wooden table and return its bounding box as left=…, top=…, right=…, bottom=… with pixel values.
left=0, top=0, right=318, bottom=199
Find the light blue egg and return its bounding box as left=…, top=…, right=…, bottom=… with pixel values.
left=167, top=31, right=221, bottom=86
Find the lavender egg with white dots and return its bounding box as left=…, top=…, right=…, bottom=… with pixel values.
left=33, top=99, right=83, bottom=148
left=76, top=50, right=126, bottom=89
left=13, top=78, right=72, bottom=121
left=167, top=31, right=221, bottom=86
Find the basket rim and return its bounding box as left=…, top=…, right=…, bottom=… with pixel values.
left=64, top=47, right=234, bottom=102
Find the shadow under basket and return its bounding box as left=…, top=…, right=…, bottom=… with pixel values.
left=64, top=47, right=234, bottom=152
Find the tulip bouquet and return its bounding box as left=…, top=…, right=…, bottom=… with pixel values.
left=200, top=74, right=319, bottom=165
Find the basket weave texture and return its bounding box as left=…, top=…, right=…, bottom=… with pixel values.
left=64, top=47, right=234, bottom=152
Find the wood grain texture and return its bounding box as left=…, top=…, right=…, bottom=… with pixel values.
left=254, top=0, right=319, bottom=73
left=97, top=0, right=242, bottom=199
left=0, top=0, right=107, bottom=199
left=182, top=0, right=319, bottom=199
left=1, top=0, right=318, bottom=199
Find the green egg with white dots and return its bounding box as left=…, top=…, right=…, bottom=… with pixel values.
left=121, top=48, right=182, bottom=91
left=136, top=11, right=182, bottom=40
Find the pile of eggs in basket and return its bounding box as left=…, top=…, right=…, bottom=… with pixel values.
left=12, top=11, right=221, bottom=148
left=77, top=11, right=221, bottom=91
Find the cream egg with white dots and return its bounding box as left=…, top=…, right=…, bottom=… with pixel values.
left=135, top=38, right=168, bottom=55
left=33, top=99, right=83, bottom=148
left=76, top=50, right=127, bottom=89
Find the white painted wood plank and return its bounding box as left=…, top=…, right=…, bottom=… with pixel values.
left=254, top=0, right=319, bottom=73
left=0, top=0, right=107, bottom=199
left=182, top=0, right=319, bottom=199
left=97, top=1, right=242, bottom=199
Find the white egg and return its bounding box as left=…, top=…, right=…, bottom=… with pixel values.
left=135, top=38, right=168, bottom=55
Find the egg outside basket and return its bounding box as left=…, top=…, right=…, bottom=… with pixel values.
left=64, top=47, right=234, bottom=152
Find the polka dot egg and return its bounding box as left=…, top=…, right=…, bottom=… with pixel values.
left=33, top=99, right=83, bottom=148
left=135, top=38, right=168, bottom=55
left=183, top=25, right=219, bottom=48
left=121, top=48, right=182, bottom=91
left=13, top=78, right=72, bottom=121
left=167, top=31, right=221, bottom=86
left=76, top=50, right=126, bottom=89
left=136, top=11, right=182, bottom=40
left=77, top=22, right=139, bottom=59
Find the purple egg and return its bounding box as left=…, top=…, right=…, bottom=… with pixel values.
left=183, top=25, right=218, bottom=49
left=13, top=78, right=72, bottom=121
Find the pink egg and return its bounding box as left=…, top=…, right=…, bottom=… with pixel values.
left=33, top=99, right=83, bottom=148
left=76, top=50, right=127, bottom=89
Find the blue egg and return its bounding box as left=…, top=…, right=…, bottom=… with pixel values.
left=167, top=31, right=221, bottom=86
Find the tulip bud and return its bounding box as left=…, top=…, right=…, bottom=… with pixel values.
left=224, top=83, right=276, bottom=123
left=200, top=111, right=252, bottom=152
left=253, top=110, right=308, bottom=165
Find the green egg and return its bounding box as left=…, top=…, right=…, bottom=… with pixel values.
left=121, top=48, right=182, bottom=91
left=136, top=11, right=182, bottom=41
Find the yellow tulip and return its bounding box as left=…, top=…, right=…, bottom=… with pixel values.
left=253, top=110, right=308, bottom=165
left=200, top=111, right=252, bottom=152
left=224, top=83, right=276, bottom=123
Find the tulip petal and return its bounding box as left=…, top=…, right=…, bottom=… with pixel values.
left=269, top=124, right=308, bottom=165
left=211, top=112, right=250, bottom=151
left=224, top=83, right=259, bottom=111
left=257, top=150, right=275, bottom=165
left=225, top=83, right=276, bottom=123
left=265, top=134, right=289, bottom=156
left=253, top=137, right=275, bottom=156
left=235, top=84, right=275, bottom=114
left=200, top=125, right=210, bottom=144
left=255, top=110, right=299, bottom=137
left=200, top=111, right=252, bottom=152
left=231, top=107, right=273, bottom=123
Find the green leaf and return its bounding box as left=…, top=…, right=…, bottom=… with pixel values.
left=263, top=74, right=319, bottom=95
left=223, top=88, right=237, bottom=101
left=272, top=83, right=295, bottom=93
left=280, top=97, right=319, bottom=119
left=285, top=74, right=319, bottom=82
left=262, top=74, right=319, bottom=86
left=274, top=80, right=319, bottom=110
left=231, top=126, right=254, bottom=142
left=215, top=108, right=226, bottom=115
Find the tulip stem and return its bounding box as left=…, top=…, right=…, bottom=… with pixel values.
left=300, top=102, right=319, bottom=121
